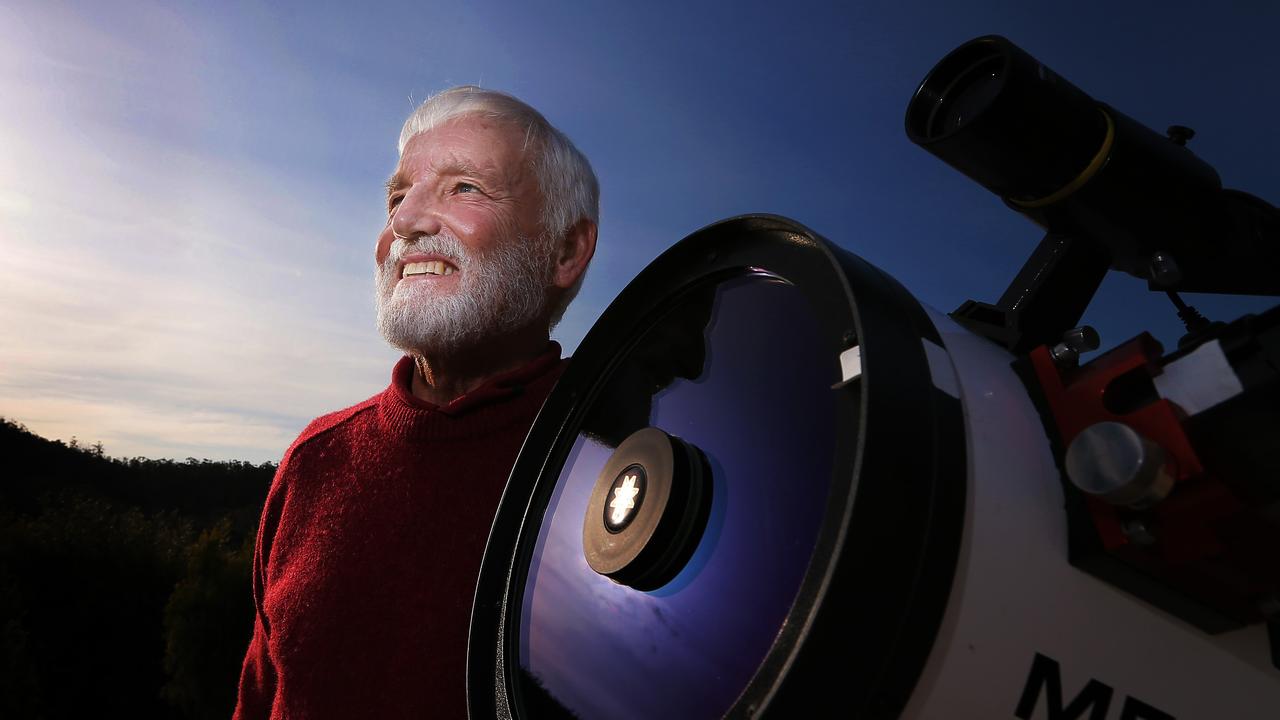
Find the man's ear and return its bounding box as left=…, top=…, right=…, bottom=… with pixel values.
left=551, top=218, right=598, bottom=291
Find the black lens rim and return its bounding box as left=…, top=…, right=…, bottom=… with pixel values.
left=907, top=35, right=1010, bottom=143
left=468, top=214, right=967, bottom=719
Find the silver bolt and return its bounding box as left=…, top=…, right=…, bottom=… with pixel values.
left=1050, top=326, right=1101, bottom=368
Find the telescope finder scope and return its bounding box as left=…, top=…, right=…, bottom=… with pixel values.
left=906, top=35, right=1279, bottom=299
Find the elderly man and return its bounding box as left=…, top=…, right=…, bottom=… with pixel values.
left=234, top=86, right=598, bottom=719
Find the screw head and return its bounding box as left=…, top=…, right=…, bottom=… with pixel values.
left=1049, top=326, right=1100, bottom=368
left=1062, top=326, right=1100, bottom=353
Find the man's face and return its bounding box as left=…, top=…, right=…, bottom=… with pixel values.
left=374, top=115, right=554, bottom=356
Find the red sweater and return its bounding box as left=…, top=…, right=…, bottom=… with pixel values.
left=234, top=347, right=565, bottom=719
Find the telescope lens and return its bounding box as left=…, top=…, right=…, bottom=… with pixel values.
left=928, top=55, right=1003, bottom=137
left=513, top=274, right=840, bottom=718
left=472, top=216, right=968, bottom=718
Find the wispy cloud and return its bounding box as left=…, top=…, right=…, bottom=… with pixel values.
left=0, top=3, right=645, bottom=462
left=0, top=4, right=398, bottom=462
left=11, top=1, right=1272, bottom=464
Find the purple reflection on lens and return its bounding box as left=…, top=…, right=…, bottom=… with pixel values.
left=518, top=276, right=839, bottom=718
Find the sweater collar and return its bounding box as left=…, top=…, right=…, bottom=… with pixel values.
left=377, top=343, right=564, bottom=440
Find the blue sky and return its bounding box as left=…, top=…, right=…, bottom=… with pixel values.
left=2, top=0, right=1277, bottom=461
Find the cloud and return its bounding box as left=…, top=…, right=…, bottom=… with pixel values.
left=0, top=1, right=715, bottom=461
left=0, top=4, right=397, bottom=461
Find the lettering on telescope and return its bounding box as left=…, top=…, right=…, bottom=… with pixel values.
left=1014, top=652, right=1174, bottom=720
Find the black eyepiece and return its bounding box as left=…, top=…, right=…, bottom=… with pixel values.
left=904, top=35, right=1280, bottom=297
left=906, top=35, right=1106, bottom=204
left=911, top=42, right=1005, bottom=140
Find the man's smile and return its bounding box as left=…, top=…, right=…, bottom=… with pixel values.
left=396, top=253, right=460, bottom=281
left=401, top=260, right=457, bottom=278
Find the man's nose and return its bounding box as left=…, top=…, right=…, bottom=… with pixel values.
left=389, top=186, right=443, bottom=240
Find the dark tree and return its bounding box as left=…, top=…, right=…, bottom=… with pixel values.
left=0, top=417, right=273, bottom=718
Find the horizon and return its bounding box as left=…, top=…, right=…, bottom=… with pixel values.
left=0, top=414, right=274, bottom=465
left=3, top=1, right=1277, bottom=463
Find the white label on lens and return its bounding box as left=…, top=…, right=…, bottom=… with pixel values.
left=838, top=344, right=862, bottom=386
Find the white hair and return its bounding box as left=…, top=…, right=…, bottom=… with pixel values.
left=398, top=86, right=598, bottom=324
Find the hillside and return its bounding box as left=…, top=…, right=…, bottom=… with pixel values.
left=1, top=417, right=274, bottom=520
left=0, top=417, right=274, bottom=719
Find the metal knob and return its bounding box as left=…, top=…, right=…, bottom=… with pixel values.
left=1065, top=421, right=1175, bottom=509
left=1050, top=326, right=1101, bottom=368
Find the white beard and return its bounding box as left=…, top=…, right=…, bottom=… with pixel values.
left=374, top=230, right=556, bottom=357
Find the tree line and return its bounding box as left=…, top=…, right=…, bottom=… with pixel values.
left=0, top=417, right=274, bottom=719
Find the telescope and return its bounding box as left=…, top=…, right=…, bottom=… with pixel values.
left=468, top=36, right=1280, bottom=718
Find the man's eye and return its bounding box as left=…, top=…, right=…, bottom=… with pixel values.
left=388, top=194, right=404, bottom=211
left=455, top=182, right=480, bottom=194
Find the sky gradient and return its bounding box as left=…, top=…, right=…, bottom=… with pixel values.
left=2, top=0, right=1277, bottom=462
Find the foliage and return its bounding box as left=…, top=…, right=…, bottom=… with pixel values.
left=0, top=417, right=273, bottom=719
left=162, top=520, right=255, bottom=720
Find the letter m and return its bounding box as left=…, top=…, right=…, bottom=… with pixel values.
left=1015, top=652, right=1114, bottom=720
